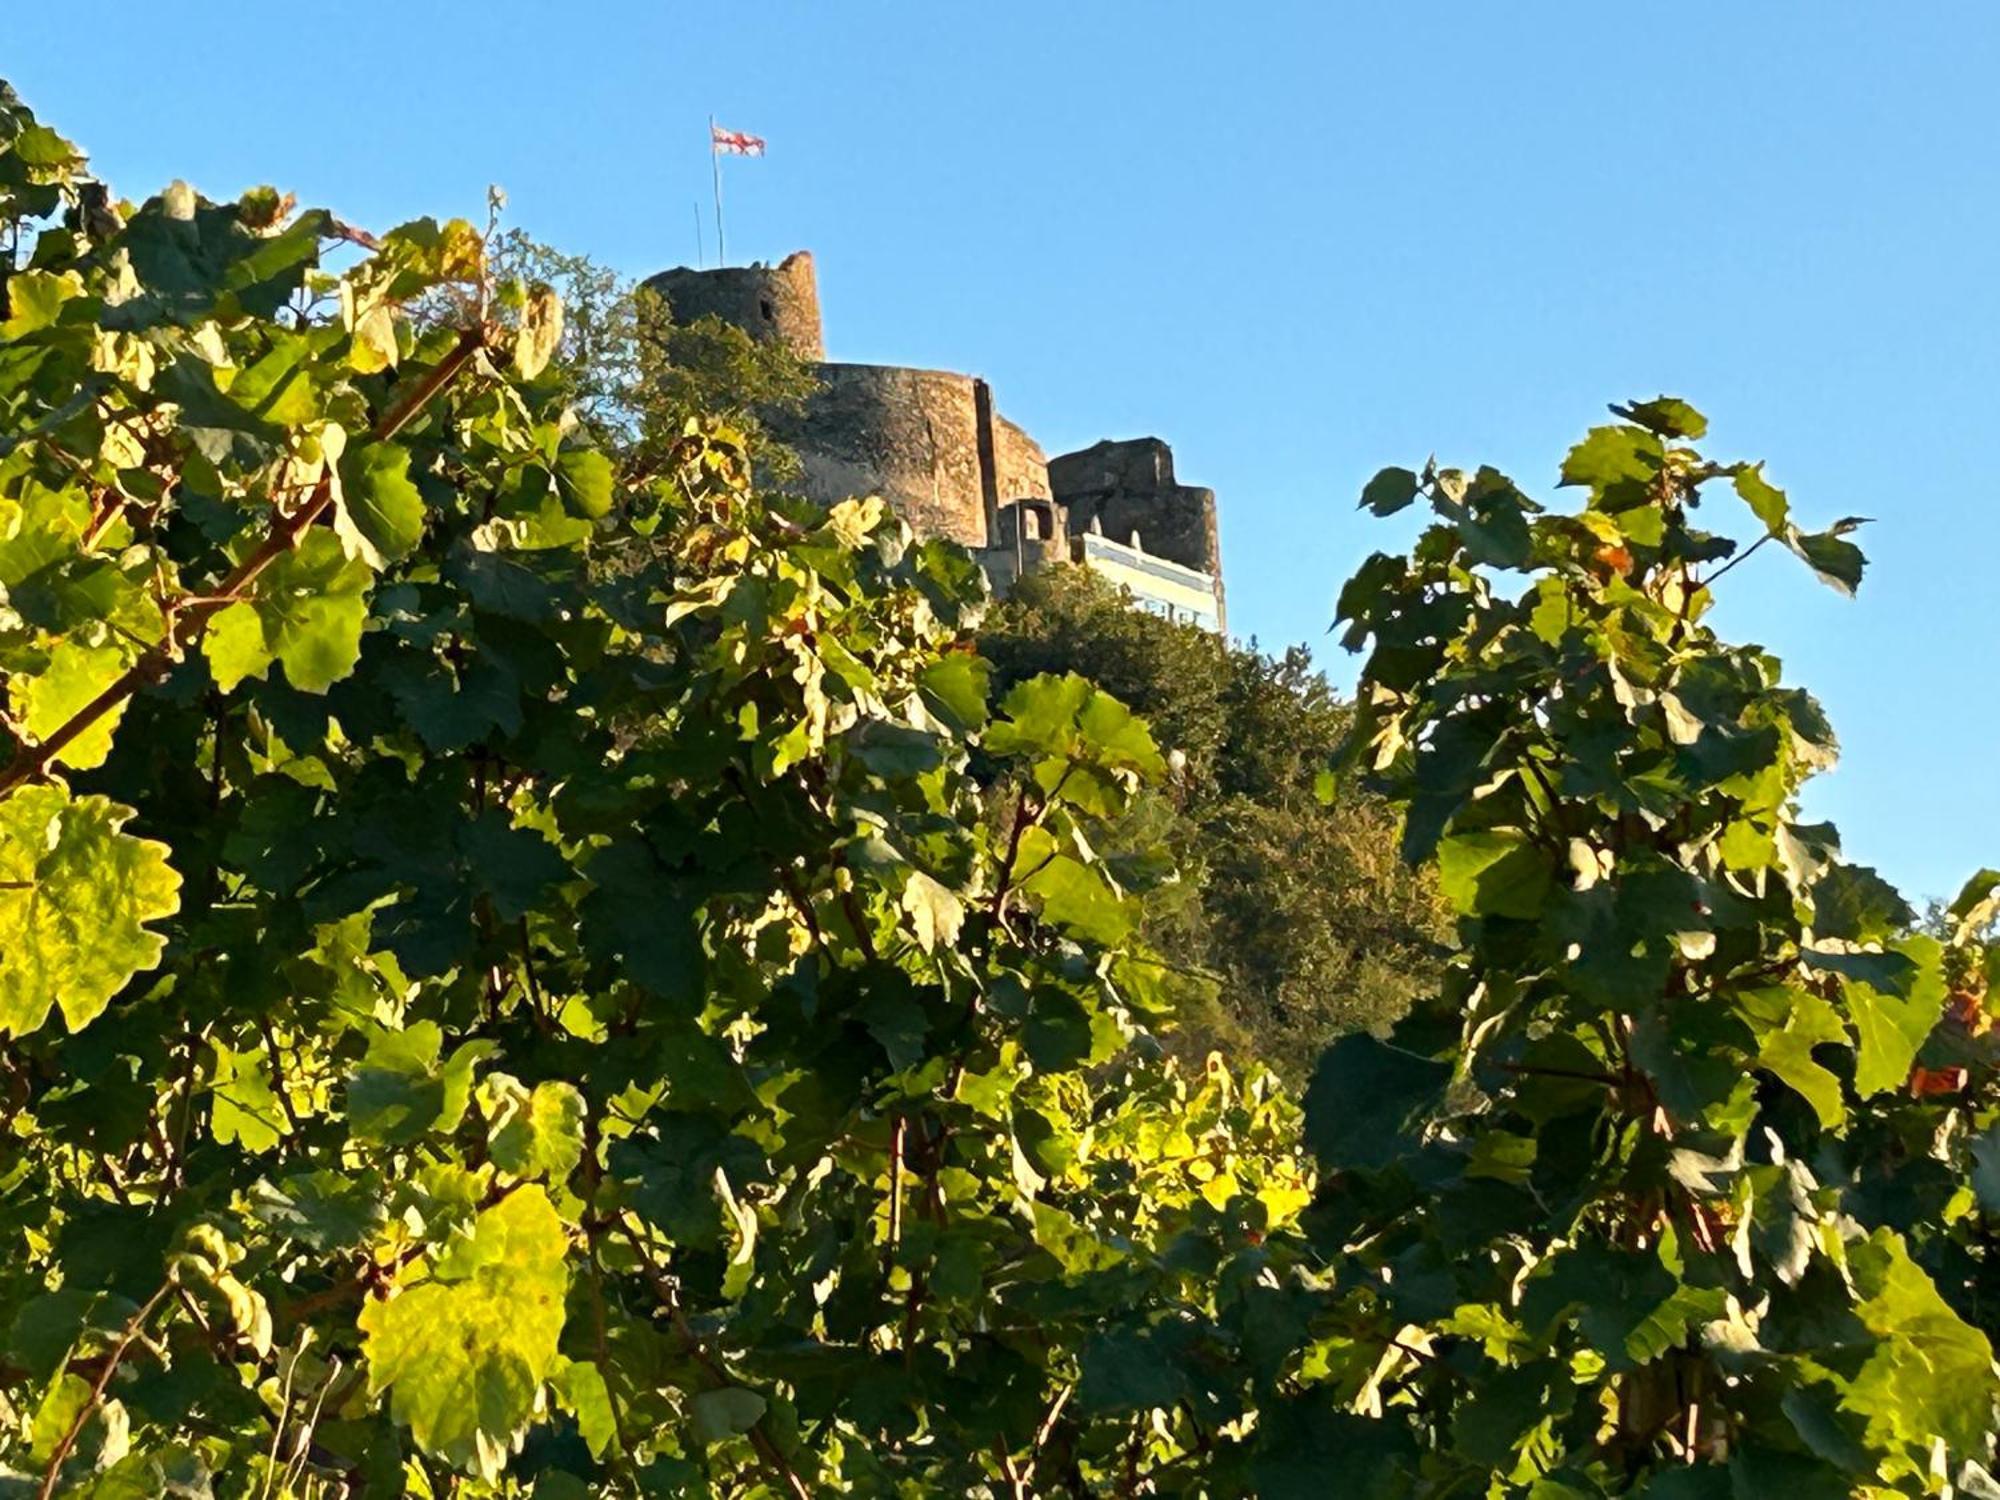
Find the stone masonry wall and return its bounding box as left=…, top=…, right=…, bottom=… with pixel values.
left=1048, top=437, right=1226, bottom=630
left=991, top=415, right=1053, bottom=505
left=644, top=250, right=824, bottom=361
left=1047, top=438, right=1222, bottom=577
left=770, top=364, right=990, bottom=547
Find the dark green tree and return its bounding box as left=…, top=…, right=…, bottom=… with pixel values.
left=984, top=565, right=1449, bottom=1069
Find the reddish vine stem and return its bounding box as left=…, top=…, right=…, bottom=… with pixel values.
left=990, top=762, right=1073, bottom=926
left=0, top=327, right=485, bottom=800
left=37, top=1278, right=174, bottom=1500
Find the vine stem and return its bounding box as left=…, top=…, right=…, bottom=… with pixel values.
left=37, top=1277, right=174, bottom=1500
left=613, top=1216, right=813, bottom=1499
left=0, top=327, right=485, bottom=801
left=1698, top=531, right=1773, bottom=590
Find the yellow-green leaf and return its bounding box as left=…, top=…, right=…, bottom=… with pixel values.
left=0, top=785, right=182, bottom=1038
left=359, top=1186, right=570, bottom=1479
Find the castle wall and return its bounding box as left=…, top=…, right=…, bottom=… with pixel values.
left=1049, top=437, right=1226, bottom=631
left=772, top=364, right=990, bottom=547
left=644, top=250, right=824, bottom=361
left=991, top=415, right=1053, bottom=504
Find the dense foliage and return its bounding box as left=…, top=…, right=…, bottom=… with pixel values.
left=0, top=88, right=1309, bottom=1496
left=984, top=567, right=1447, bottom=1068
left=1305, top=402, right=2000, bottom=1491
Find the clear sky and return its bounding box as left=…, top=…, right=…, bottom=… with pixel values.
left=9, top=3, right=1997, bottom=900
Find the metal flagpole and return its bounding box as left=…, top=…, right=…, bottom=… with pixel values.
left=709, top=116, right=726, bottom=267
left=693, top=200, right=704, bottom=268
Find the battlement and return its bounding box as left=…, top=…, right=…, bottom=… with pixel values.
left=644, top=251, right=1224, bottom=630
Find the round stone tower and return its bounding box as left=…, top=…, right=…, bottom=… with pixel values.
left=642, top=250, right=824, bottom=361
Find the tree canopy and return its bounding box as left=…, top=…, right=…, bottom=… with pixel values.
left=983, top=566, right=1448, bottom=1069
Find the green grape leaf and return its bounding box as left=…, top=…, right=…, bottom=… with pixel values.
left=8, top=636, right=131, bottom=771
left=0, top=267, right=84, bottom=338
left=1739, top=986, right=1849, bottom=1130
left=1611, top=396, right=1708, bottom=440
left=347, top=1021, right=491, bottom=1145
left=1808, top=864, right=1913, bottom=945
left=1558, top=425, right=1663, bottom=509
left=1021, top=854, right=1131, bottom=946
left=336, top=440, right=426, bottom=566
left=1732, top=462, right=1789, bottom=534
left=29, top=1371, right=94, bottom=1465
left=690, top=1387, right=767, bottom=1445
left=1077, top=1327, right=1190, bottom=1416
left=554, top=448, right=614, bottom=520
left=916, top=652, right=990, bottom=734
left=0, top=786, right=181, bottom=1038
left=551, top=1359, right=618, bottom=1460
left=1303, top=1033, right=1449, bottom=1172
left=359, top=1186, right=570, bottom=1479
left=1947, top=868, right=2000, bottom=943
left=1843, top=937, right=1945, bottom=1097
left=248, top=1170, right=387, bottom=1252
left=459, top=811, right=571, bottom=923
left=1436, top=829, right=1552, bottom=919
left=1843, top=1231, right=1997, bottom=1455
left=478, top=1074, right=586, bottom=1182
left=1784, top=525, right=1867, bottom=597
left=209, top=1039, right=286, bottom=1152
left=984, top=672, right=1092, bottom=759
left=579, top=835, right=704, bottom=1001
left=205, top=529, right=371, bottom=694
left=1359, top=466, right=1420, bottom=516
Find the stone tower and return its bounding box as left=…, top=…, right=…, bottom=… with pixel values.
left=641, top=251, right=1048, bottom=550
left=644, top=249, right=824, bottom=361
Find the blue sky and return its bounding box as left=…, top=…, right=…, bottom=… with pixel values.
left=9, top=3, right=1997, bottom=899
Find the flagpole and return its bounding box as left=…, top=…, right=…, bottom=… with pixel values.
left=693, top=200, right=704, bottom=269
left=709, top=115, right=726, bottom=267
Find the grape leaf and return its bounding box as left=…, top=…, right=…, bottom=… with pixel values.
left=347, top=1021, right=490, bottom=1145
left=336, top=439, right=426, bottom=565
left=0, top=786, right=182, bottom=1037
left=1436, top=829, right=1552, bottom=919
left=1844, top=937, right=1945, bottom=1097
left=358, top=1186, right=570, bottom=1478
left=478, top=1074, right=585, bottom=1182
left=204, top=530, right=371, bottom=694
left=7, top=636, right=130, bottom=771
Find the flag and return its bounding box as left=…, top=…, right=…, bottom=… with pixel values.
left=711, top=124, right=765, bottom=157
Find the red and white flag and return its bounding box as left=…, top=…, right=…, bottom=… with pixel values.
left=711, top=124, right=765, bottom=157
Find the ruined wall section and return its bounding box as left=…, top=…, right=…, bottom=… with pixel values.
left=991, top=415, right=1053, bottom=505
left=644, top=250, right=824, bottom=361
left=770, top=364, right=990, bottom=547
left=1048, top=437, right=1226, bottom=629
left=761, top=368, right=1053, bottom=552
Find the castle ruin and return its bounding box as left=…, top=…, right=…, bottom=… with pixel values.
left=645, top=251, right=1226, bottom=633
